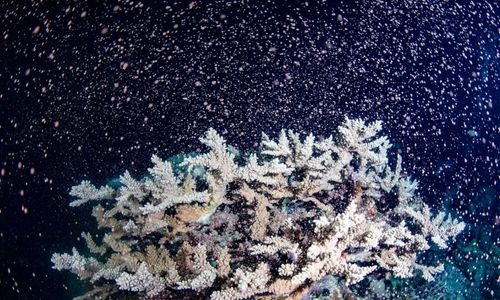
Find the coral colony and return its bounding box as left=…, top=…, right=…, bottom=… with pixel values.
left=51, top=118, right=465, bottom=299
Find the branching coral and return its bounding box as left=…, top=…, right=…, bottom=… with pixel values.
left=51, top=117, right=465, bottom=299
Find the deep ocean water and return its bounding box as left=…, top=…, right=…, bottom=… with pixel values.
left=0, top=0, right=498, bottom=299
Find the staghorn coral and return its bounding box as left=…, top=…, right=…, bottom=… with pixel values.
left=51, top=118, right=465, bottom=299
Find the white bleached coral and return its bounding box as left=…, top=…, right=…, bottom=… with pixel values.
left=403, top=202, right=466, bottom=249
left=116, top=262, right=166, bottom=296
left=69, top=180, right=114, bottom=207
left=140, top=155, right=210, bottom=214
left=52, top=117, right=465, bottom=299
left=51, top=248, right=101, bottom=280
left=182, top=128, right=240, bottom=184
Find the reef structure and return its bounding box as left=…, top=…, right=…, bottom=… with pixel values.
left=51, top=118, right=465, bottom=299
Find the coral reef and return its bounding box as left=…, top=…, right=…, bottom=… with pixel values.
left=51, top=118, right=465, bottom=299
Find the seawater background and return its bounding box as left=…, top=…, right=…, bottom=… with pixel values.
left=0, top=0, right=498, bottom=299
